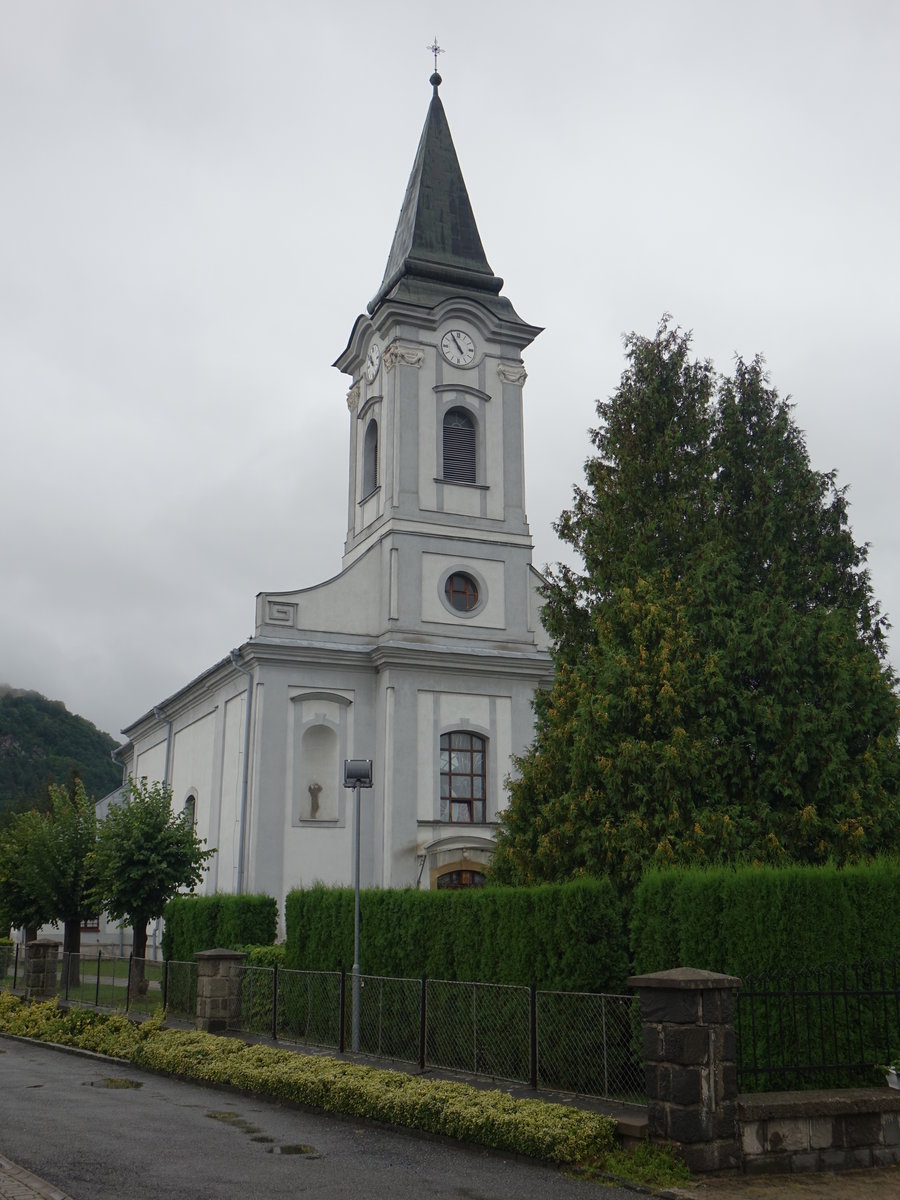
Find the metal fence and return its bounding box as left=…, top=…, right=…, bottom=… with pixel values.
left=231, top=964, right=646, bottom=1103
left=0, top=945, right=197, bottom=1021
left=735, top=959, right=900, bottom=1092
left=1, top=944, right=644, bottom=1102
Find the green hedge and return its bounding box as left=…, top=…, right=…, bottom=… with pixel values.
left=630, top=860, right=900, bottom=1091
left=162, top=894, right=277, bottom=961
left=285, top=879, right=628, bottom=992
left=630, top=859, right=900, bottom=976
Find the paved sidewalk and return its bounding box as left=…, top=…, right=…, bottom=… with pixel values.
left=669, top=1165, right=900, bottom=1199
left=0, top=1155, right=72, bottom=1200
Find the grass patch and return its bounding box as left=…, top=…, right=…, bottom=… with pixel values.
left=574, top=1139, right=692, bottom=1189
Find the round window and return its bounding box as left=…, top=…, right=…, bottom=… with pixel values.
left=444, top=572, right=479, bottom=612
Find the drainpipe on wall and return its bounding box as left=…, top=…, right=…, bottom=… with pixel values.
left=110, top=745, right=126, bottom=786
left=153, top=707, right=173, bottom=786
left=230, top=648, right=253, bottom=895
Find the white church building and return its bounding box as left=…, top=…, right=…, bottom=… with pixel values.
left=115, top=72, right=552, bottom=906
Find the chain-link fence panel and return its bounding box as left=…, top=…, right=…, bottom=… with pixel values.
left=164, top=959, right=197, bottom=1019
left=536, top=989, right=645, bottom=1102
left=127, top=957, right=165, bottom=1014
left=0, top=941, right=17, bottom=990
left=350, top=974, right=421, bottom=1064
left=236, top=964, right=274, bottom=1033
left=425, top=978, right=530, bottom=1084
left=278, top=968, right=342, bottom=1048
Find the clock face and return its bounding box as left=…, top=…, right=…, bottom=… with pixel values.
left=364, top=343, right=381, bottom=383
left=440, top=329, right=476, bottom=367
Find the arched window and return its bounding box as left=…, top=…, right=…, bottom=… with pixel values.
left=442, top=408, right=476, bottom=483
left=439, top=731, right=486, bottom=823
left=182, top=794, right=196, bottom=826
left=362, top=419, right=378, bottom=497
left=436, top=869, right=486, bottom=890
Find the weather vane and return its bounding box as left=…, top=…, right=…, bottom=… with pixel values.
left=427, top=38, right=444, bottom=74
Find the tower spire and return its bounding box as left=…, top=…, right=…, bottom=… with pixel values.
left=367, top=71, right=504, bottom=315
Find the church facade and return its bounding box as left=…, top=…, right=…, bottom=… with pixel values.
left=116, top=75, right=552, bottom=908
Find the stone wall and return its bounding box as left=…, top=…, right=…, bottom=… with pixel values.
left=631, top=964, right=900, bottom=1175
left=738, top=1088, right=900, bottom=1173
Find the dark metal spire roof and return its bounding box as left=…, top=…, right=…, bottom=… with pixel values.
left=367, top=74, right=506, bottom=316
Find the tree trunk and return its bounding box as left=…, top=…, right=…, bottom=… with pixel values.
left=24, top=926, right=38, bottom=945
left=130, top=919, right=149, bottom=993
left=62, top=919, right=82, bottom=989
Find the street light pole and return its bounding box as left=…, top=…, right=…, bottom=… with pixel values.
left=343, top=758, right=373, bottom=1054
left=352, top=775, right=361, bottom=1052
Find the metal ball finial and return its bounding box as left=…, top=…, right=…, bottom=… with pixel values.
left=430, top=71, right=442, bottom=91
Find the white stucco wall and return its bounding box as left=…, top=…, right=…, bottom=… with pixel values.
left=135, top=739, right=166, bottom=783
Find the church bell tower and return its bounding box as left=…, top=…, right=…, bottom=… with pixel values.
left=334, top=70, right=543, bottom=651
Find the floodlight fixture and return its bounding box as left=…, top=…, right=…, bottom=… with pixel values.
left=343, top=759, right=373, bottom=788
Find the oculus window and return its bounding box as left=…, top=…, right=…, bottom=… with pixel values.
left=444, top=572, right=479, bottom=612
left=440, top=731, right=486, bottom=823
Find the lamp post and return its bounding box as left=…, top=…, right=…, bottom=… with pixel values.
left=343, top=758, right=373, bottom=1053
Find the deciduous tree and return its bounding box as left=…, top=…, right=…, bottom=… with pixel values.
left=0, top=780, right=98, bottom=975
left=91, top=778, right=214, bottom=969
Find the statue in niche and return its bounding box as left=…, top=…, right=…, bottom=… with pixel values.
left=307, top=782, right=323, bottom=819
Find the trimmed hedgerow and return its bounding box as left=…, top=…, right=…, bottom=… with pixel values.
left=162, top=894, right=277, bottom=961
left=630, top=861, right=900, bottom=1093
left=284, top=879, right=628, bottom=992
left=630, top=859, right=900, bottom=977
left=0, top=994, right=616, bottom=1165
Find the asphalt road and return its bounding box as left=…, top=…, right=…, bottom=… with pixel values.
left=0, top=1037, right=636, bottom=1200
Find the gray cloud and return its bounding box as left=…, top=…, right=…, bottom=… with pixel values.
left=2, top=1, right=898, bottom=737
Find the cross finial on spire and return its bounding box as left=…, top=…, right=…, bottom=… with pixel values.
left=427, top=37, right=444, bottom=77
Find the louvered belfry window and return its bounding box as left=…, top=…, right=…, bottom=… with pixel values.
left=442, top=408, right=476, bottom=483
left=362, top=420, right=378, bottom=497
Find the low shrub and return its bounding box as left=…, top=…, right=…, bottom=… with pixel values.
left=0, top=993, right=616, bottom=1166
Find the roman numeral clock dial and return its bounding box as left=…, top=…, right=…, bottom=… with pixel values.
left=440, top=329, right=476, bottom=366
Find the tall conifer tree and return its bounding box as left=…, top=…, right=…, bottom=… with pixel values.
left=492, top=322, right=900, bottom=889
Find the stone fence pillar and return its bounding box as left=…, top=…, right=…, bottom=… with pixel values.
left=195, top=948, right=246, bottom=1032
left=629, top=966, right=742, bottom=1173
left=25, top=941, right=60, bottom=1000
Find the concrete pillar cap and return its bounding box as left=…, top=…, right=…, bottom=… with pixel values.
left=628, top=966, right=742, bottom=990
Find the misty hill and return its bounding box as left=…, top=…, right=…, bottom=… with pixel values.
left=0, top=687, right=122, bottom=821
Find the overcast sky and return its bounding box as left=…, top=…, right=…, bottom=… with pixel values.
left=2, top=1, right=898, bottom=740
